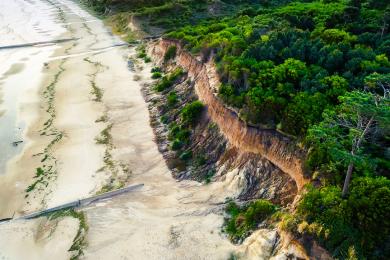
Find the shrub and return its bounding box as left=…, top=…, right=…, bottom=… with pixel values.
left=168, top=123, right=180, bottom=140
left=160, top=115, right=169, bottom=124
left=154, top=68, right=184, bottom=92
left=181, top=101, right=204, bottom=125
left=137, top=51, right=147, bottom=59
left=164, top=45, right=177, bottom=62
left=167, top=91, right=178, bottom=106
left=171, top=139, right=183, bottom=150
left=194, top=154, right=206, bottom=166
left=179, top=150, right=192, bottom=161
left=152, top=72, right=162, bottom=79
left=175, top=129, right=190, bottom=142
left=224, top=200, right=277, bottom=242
left=155, top=77, right=171, bottom=92
left=205, top=169, right=215, bottom=184
left=151, top=67, right=162, bottom=73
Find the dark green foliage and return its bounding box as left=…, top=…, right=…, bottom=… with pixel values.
left=297, top=177, right=390, bottom=259
left=306, top=91, right=390, bottom=185
left=194, top=154, right=207, bottom=166
left=167, top=91, right=178, bottom=107
left=224, top=200, right=277, bottom=242
left=168, top=1, right=390, bottom=137
left=151, top=67, right=162, bottom=73
left=171, top=139, right=183, bottom=150
left=168, top=122, right=190, bottom=143
left=180, top=101, right=204, bottom=125
left=136, top=45, right=152, bottom=62
left=160, top=115, right=169, bottom=124
left=152, top=72, right=162, bottom=79
left=205, top=169, right=215, bottom=184
left=164, top=45, right=177, bottom=62
left=179, top=150, right=192, bottom=161
left=154, top=68, right=184, bottom=92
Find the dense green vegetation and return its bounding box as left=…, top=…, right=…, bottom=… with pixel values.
left=81, top=0, right=271, bottom=32
left=224, top=200, right=277, bottom=242
left=294, top=179, right=390, bottom=259
left=85, top=0, right=390, bottom=258
left=166, top=1, right=390, bottom=257
left=167, top=100, right=204, bottom=153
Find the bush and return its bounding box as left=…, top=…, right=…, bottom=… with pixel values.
left=160, top=115, right=169, bottom=124
left=194, top=154, right=206, bottom=166
left=152, top=72, right=162, bottom=79
left=171, top=139, right=183, bottom=150
left=179, top=150, right=192, bottom=161
left=167, top=91, right=178, bottom=106
left=151, top=67, right=162, bottom=73
left=205, top=169, right=215, bottom=184
left=224, top=200, right=277, bottom=242
left=137, top=52, right=147, bottom=59
left=181, top=101, right=204, bottom=125
left=154, top=68, right=184, bottom=92
left=175, top=129, right=190, bottom=142
left=164, top=45, right=177, bottom=62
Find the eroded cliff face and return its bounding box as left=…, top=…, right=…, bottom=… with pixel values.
left=148, top=39, right=309, bottom=192
left=142, top=59, right=297, bottom=206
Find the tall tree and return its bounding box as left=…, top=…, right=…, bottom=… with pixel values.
left=308, top=89, right=389, bottom=197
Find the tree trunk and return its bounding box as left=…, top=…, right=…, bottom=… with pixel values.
left=341, top=116, right=374, bottom=198
left=342, top=163, right=354, bottom=198
left=381, top=20, right=386, bottom=39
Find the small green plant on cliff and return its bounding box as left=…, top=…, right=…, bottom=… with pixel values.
left=168, top=122, right=191, bottom=145
left=151, top=72, right=162, bottom=79
left=179, top=150, right=192, bottom=161
left=154, top=67, right=184, bottom=92
left=224, top=200, right=277, bottom=243
left=164, top=45, right=177, bottom=62
left=180, top=100, right=204, bottom=126
left=136, top=44, right=151, bottom=62
left=167, top=91, right=178, bottom=107
left=171, top=139, right=183, bottom=150
left=160, top=115, right=169, bottom=124
left=151, top=67, right=161, bottom=73
left=205, top=169, right=215, bottom=184
left=136, top=45, right=147, bottom=58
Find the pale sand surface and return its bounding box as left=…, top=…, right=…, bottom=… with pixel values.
left=0, top=1, right=273, bottom=259
left=0, top=217, right=79, bottom=260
